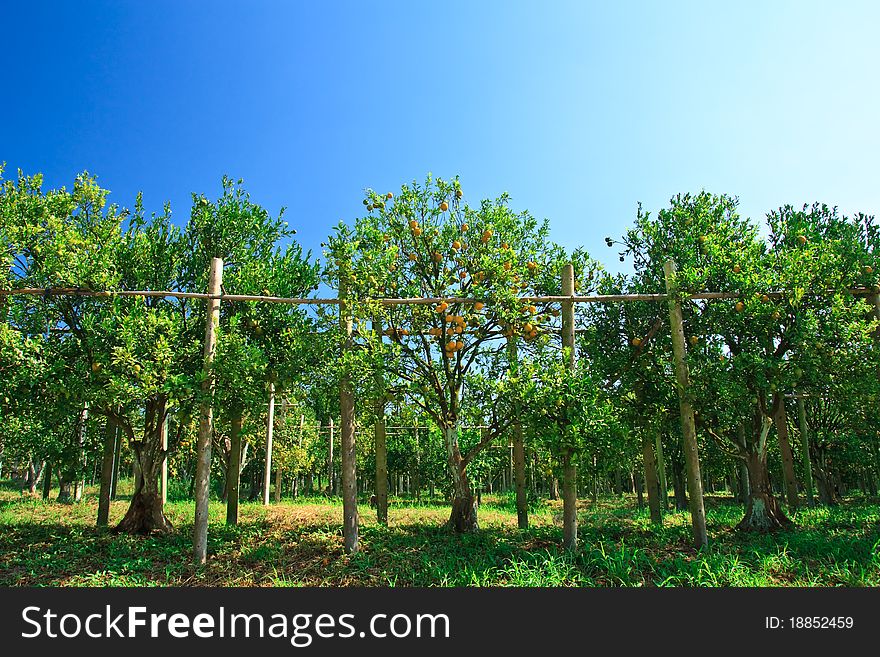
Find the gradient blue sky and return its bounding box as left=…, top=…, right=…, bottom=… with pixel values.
left=2, top=1, right=878, bottom=272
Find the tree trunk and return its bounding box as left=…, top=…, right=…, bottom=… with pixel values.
left=58, top=477, right=72, bottom=503
left=97, top=416, right=117, bottom=526
left=772, top=393, right=799, bottom=511
left=512, top=422, right=528, bottom=529
left=116, top=398, right=173, bottom=535
left=634, top=470, right=644, bottom=510
left=655, top=433, right=668, bottom=509
left=738, top=459, right=750, bottom=504
left=671, top=454, right=688, bottom=511
left=796, top=396, right=815, bottom=507
left=814, top=456, right=839, bottom=506
left=274, top=462, right=282, bottom=503
left=562, top=451, right=577, bottom=550
left=110, top=425, right=121, bottom=500
left=42, top=461, right=52, bottom=500
left=591, top=454, right=598, bottom=503
left=550, top=478, right=559, bottom=500
left=444, top=425, right=477, bottom=532
left=737, top=447, right=791, bottom=532
left=642, top=432, right=662, bottom=524
left=374, top=402, right=388, bottom=525
left=226, top=411, right=243, bottom=525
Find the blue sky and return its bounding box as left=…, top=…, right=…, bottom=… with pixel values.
left=2, top=1, right=878, bottom=272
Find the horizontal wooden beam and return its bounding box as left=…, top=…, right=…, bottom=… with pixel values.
left=2, top=286, right=876, bottom=306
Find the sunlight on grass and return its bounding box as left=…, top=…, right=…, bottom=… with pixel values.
left=1, top=484, right=878, bottom=587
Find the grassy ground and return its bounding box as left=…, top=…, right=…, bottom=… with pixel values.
left=1, top=481, right=878, bottom=586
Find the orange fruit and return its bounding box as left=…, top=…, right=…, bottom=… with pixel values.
left=440, top=201, right=449, bottom=211
left=474, top=302, right=484, bottom=311
left=461, top=223, right=469, bottom=232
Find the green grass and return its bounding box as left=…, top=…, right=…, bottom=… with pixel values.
left=1, top=481, right=878, bottom=587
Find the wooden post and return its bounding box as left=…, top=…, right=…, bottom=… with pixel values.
left=373, top=317, right=388, bottom=525
left=74, top=402, right=88, bottom=502
left=328, top=418, right=335, bottom=495
left=262, top=382, right=275, bottom=506
left=663, top=260, right=708, bottom=549
left=560, top=263, right=577, bottom=550
left=294, top=413, right=305, bottom=498
left=226, top=410, right=243, bottom=525
left=160, top=413, right=168, bottom=505
left=507, top=337, right=529, bottom=529
left=97, top=416, right=117, bottom=526
left=339, top=276, right=359, bottom=554
left=193, top=256, right=222, bottom=566
left=796, top=396, right=814, bottom=507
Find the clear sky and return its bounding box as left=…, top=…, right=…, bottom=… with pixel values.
left=2, top=1, right=878, bottom=272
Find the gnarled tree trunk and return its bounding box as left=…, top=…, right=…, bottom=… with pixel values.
left=737, top=415, right=791, bottom=532
left=444, top=425, right=477, bottom=532
left=115, top=397, right=173, bottom=535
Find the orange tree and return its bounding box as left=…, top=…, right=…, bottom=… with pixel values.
left=580, top=271, right=677, bottom=523
left=211, top=234, right=319, bottom=521
left=518, top=344, right=623, bottom=548
left=0, top=170, right=188, bottom=531
left=325, top=175, right=597, bottom=531
left=619, top=193, right=878, bottom=531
